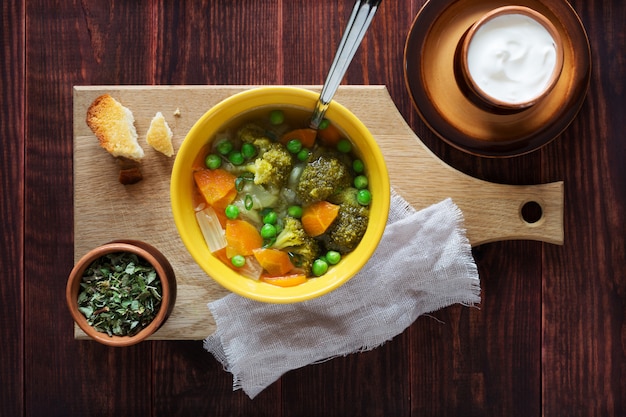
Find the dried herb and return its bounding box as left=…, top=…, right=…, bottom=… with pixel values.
left=77, top=252, right=162, bottom=337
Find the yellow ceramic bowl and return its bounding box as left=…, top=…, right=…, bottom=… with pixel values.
left=171, top=87, right=390, bottom=303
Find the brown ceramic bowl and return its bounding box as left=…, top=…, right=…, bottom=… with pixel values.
left=66, top=240, right=176, bottom=347
left=403, top=0, right=591, bottom=157
left=459, top=6, right=564, bottom=112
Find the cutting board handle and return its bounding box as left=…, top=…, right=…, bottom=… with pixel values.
left=443, top=179, right=564, bottom=246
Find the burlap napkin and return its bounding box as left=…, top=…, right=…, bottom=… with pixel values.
left=204, top=190, right=480, bottom=399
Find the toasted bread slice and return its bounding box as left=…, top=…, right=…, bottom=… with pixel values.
left=86, top=94, right=144, bottom=161
left=146, top=111, right=174, bottom=157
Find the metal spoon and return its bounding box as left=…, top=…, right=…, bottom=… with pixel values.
left=309, top=0, right=382, bottom=129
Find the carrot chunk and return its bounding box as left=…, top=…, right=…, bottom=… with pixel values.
left=252, top=248, right=295, bottom=276
left=317, top=123, right=342, bottom=146
left=261, top=273, right=307, bottom=287
left=301, top=201, right=340, bottom=237
left=211, top=188, right=238, bottom=211
left=225, top=219, right=263, bottom=256
left=280, top=128, right=317, bottom=148
left=213, top=247, right=232, bottom=267
left=193, top=168, right=237, bottom=207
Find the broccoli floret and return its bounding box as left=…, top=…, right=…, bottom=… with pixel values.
left=296, top=154, right=352, bottom=204
left=287, top=237, right=321, bottom=276
left=246, top=142, right=293, bottom=188
left=322, top=187, right=370, bottom=254
left=328, top=187, right=370, bottom=215
left=272, top=217, right=307, bottom=249
left=237, top=123, right=268, bottom=143
left=271, top=217, right=321, bottom=274
left=321, top=205, right=369, bottom=254
left=251, top=137, right=274, bottom=154
left=309, top=145, right=353, bottom=169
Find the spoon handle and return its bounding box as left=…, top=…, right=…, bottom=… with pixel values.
left=310, top=0, right=382, bottom=129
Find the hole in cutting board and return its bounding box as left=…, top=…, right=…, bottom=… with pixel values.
left=521, top=201, right=543, bottom=224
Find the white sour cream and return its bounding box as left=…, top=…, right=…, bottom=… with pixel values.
left=466, top=13, right=558, bottom=104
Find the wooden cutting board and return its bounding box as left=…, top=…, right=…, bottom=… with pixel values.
left=73, top=85, right=563, bottom=340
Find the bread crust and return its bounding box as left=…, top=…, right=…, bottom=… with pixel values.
left=86, top=94, right=145, bottom=161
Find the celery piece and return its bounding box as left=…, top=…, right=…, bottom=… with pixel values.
left=196, top=207, right=227, bottom=252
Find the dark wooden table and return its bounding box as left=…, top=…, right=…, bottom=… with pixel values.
left=2, top=1, right=624, bottom=416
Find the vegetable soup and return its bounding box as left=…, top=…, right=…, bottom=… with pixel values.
left=191, top=108, right=372, bottom=286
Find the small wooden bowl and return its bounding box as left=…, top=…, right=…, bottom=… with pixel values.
left=66, top=240, right=176, bottom=347
left=458, top=5, right=564, bottom=113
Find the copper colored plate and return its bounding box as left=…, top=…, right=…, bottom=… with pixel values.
left=404, top=0, right=591, bottom=157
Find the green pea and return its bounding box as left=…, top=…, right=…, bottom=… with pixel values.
left=286, top=139, right=302, bottom=154
left=297, top=149, right=310, bottom=162
left=241, top=143, right=257, bottom=159
left=262, top=210, right=278, bottom=225
left=354, top=175, right=368, bottom=189
left=225, top=204, right=239, bottom=219
left=269, top=110, right=285, bottom=125
left=217, top=139, right=233, bottom=155
left=326, top=250, right=341, bottom=265
left=312, top=259, right=329, bottom=276
left=231, top=255, right=246, bottom=268
left=204, top=154, right=222, bottom=170
left=287, top=205, right=303, bottom=218
left=357, top=189, right=372, bottom=206
left=352, top=159, right=364, bottom=173
left=228, top=151, right=244, bottom=166
left=261, top=223, right=277, bottom=239
left=337, top=138, right=352, bottom=153
left=318, top=119, right=330, bottom=130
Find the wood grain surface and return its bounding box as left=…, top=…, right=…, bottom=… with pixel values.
left=3, top=0, right=625, bottom=416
